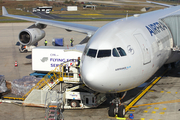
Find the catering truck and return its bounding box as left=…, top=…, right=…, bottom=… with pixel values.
left=32, top=44, right=85, bottom=72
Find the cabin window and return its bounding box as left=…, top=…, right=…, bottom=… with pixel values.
left=87, top=49, right=97, bottom=58
left=113, top=48, right=120, bottom=57
left=97, top=50, right=111, bottom=58
left=117, top=47, right=126, bottom=56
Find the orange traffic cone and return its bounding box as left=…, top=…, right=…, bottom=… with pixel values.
left=15, top=61, right=18, bottom=67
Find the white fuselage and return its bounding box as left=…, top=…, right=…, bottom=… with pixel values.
left=81, top=6, right=180, bottom=93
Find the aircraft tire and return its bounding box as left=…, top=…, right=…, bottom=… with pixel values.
left=117, top=105, right=125, bottom=117
left=171, top=62, right=176, bottom=68
left=70, top=100, right=79, bottom=107
left=108, top=104, right=116, bottom=117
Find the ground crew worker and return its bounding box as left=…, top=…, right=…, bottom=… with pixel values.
left=129, top=113, right=134, bottom=120
left=76, top=57, right=80, bottom=72
left=44, top=40, right=47, bottom=46
left=70, top=38, right=74, bottom=46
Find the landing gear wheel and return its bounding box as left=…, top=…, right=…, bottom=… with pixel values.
left=164, top=64, right=168, bottom=68
left=117, top=105, right=125, bottom=117
left=108, top=104, right=116, bottom=117
left=70, top=101, right=79, bottom=107
left=171, top=62, right=176, bottom=68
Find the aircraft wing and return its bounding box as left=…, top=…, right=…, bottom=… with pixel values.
left=2, top=6, right=99, bottom=36
left=146, top=1, right=173, bottom=7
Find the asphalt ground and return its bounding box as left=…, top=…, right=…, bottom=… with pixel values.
left=0, top=22, right=180, bottom=120
left=32, top=12, right=122, bottom=20
left=0, top=22, right=108, bottom=82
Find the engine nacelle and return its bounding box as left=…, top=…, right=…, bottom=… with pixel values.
left=19, top=28, right=45, bottom=46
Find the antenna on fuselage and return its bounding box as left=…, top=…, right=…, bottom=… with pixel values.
left=126, top=11, right=128, bottom=20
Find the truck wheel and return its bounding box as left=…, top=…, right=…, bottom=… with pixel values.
left=117, top=105, right=125, bottom=117
left=70, top=101, right=79, bottom=107
left=108, top=104, right=116, bottom=117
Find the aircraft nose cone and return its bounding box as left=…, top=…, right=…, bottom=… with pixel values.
left=83, top=72, right=94, bottom=82
left=81, top=63, right=95, bottom=85
left=81, top=58, right=109, bottom=92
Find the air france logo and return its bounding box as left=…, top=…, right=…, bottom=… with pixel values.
left=127, top=45, right=134, bottom=55
left=145, top=22, right=167, bottom=36
left=41, top=57, right=48, bottom=62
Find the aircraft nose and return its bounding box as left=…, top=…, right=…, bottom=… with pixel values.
left=81, top=58, right=110, bottom=92
left=81, top=61, right=95, bottom=86
left=83, top=72, right=94, bottom=82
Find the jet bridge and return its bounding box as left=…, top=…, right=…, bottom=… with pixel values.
left=160, top=15, right=180, bottom=51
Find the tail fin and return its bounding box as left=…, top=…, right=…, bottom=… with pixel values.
left=2, top=6, right=9, bottom=16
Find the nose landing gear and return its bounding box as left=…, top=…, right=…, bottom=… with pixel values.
left=108, top=92, right=127, bottom=117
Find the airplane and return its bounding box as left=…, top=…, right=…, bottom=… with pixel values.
left=2, top=1, right=180, bottom=117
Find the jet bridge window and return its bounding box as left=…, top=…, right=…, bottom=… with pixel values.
left=87, top=49, right=97, bottom=58
left=117, top=47, right=126, bottom=56
left=97, top=50, right=111, bottom=58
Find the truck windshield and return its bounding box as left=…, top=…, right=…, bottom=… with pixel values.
left=87, top=49, right=97, bottom=58
left=97, top=50, right=111, bottom=58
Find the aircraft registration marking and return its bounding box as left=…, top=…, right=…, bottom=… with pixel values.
left=115, top=66, right=131, bottom=71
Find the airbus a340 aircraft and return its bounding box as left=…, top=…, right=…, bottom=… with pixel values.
left=2, top=1, right=180, bottom=117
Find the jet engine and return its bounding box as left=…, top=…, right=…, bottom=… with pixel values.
left=19, top=28, right=45, bottom=46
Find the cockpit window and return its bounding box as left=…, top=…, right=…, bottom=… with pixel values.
left=83, top=45, right=89, bottom=55
left=87, top=49, right=97, bottom=58
left=117, top=47, right=126, bottom=56
left=97, top=50, right=111, bottom=58
left=113, top=48, right=120, bottom=57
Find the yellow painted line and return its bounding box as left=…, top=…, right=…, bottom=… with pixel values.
left=132, top=99, right=180, bottom=107
left=125, top=77, right=162, bottom=112
left=167, top=91, right=171, bottom=93
left=152, top=111, right=156, bottom=114
left=161, top=91, right=164, bottom=93
left=144, top=110, right=148, bottom=113
left=82, top=14, right=102, bottom=16
left=154, top=107, right=159, bottom=110
left=128, top=109, right=135, bottom=112
left=141, top=118, right=145, bottom=120
left=162, top=108, right=167, bottom=110
left=126, top=70, right=168, bottom=112
left=147, top=107, right=151, bottom=109
left=115, top=117, right=126, bottom=120
left=159, top=112, right=165, bottom=115
left=3, top=97, right=24, bottom=100
left=148, top=90, right=154, bottom=92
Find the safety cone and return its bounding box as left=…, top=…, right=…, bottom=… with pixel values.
left=15, top=61, right=18, bottom=67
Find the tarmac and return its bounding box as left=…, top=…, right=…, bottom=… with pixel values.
left=0, top=22, right=180, bottom=120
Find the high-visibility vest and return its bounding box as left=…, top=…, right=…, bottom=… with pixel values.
left=45, top=41, right=47, bottom=44
left=70, top=39, right=73, bottom=43
left=78, top=60, right=81, bottom=67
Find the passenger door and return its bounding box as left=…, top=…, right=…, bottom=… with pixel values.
left=134, top=33, right=151, bottom=65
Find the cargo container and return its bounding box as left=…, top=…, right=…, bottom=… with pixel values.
left=52, top=38, right=64, bottom=46
left=67, top=6, right=78, bottom=11
left=32, top=44, right=85, bottom=72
